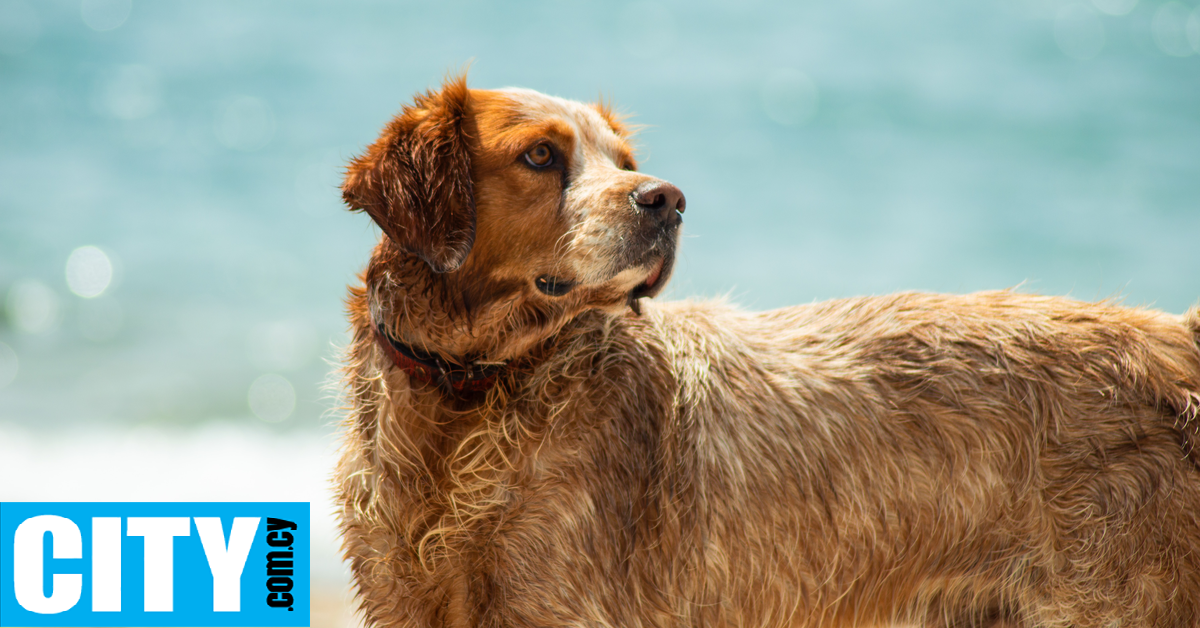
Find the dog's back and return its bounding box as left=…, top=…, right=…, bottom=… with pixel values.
left=624, top=291, right=1200, bottom=627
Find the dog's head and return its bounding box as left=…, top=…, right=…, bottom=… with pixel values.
left=344, top=76, right=684, bottom=361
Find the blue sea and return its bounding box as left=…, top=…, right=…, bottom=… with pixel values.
left=2, top=0, right=1199, bottom=430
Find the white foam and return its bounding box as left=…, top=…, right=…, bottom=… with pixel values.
left=0, top=422, right=350, bottom=586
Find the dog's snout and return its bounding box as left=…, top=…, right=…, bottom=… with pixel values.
left=632, top=180, right=686, bottom=224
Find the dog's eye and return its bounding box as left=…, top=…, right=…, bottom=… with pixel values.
left=621, top=162, right=637, bottom=172
left=535, top=276, right=575, bottom=297
left=524, top=144, right=554, bottom=168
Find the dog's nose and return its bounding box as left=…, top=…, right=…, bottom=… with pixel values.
left=632, top=180, right=685, bottom=224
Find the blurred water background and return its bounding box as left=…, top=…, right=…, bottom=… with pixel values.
left=1, top=0, right=1199, bottom=622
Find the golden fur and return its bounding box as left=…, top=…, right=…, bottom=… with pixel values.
left=335, top=77, right=1200, bottom=628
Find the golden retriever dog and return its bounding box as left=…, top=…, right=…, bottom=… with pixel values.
left=335, top=76, right=1200, bottom=628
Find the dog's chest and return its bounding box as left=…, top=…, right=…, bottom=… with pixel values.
left=406, top=400, right=680, bottom=626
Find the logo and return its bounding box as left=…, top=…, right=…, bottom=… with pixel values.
left=0, top=503, right=309, bottom=627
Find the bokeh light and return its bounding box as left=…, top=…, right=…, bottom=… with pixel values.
left=80, top=0, right=130, bottom=32
left=6, top=280, right=60, bottom=335
left=65, top=245, right=114, bottom=299
left=248, top=373, right=296, bottom=423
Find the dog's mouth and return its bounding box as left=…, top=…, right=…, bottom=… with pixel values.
left=633, top=257, right=667, bottom=298
left=627, top=254, right=674, bottom=315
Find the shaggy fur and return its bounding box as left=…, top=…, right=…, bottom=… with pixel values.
left=336, top=77, right=1200, bottom=628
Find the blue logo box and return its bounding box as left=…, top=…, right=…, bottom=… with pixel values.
left=0, top=502, right=309, bottom=627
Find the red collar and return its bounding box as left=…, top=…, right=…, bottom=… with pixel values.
left=373, top=322, right=506, bottom=393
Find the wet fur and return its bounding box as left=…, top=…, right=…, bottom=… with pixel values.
left=336, top=78, right=1200, bottom=628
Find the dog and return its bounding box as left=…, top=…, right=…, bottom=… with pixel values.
left=334, top=76, right=1200, bottom=628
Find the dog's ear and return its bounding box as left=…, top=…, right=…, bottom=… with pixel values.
left=342, top=76, right=475, bottom=273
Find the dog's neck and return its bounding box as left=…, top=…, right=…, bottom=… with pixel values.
left=372, top=318, right=509, bottom=393
left=365, top=249, right=580, bottom=391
